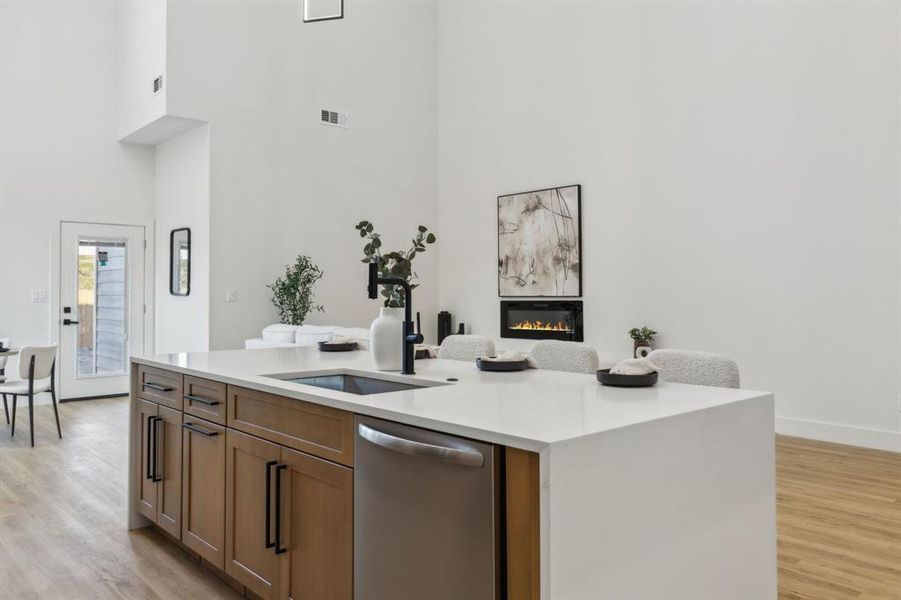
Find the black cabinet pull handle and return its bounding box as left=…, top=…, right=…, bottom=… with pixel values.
left=183, top=422, right=218, bottom=437
left=264, top=460, right=277, bottom=550
left=146, top=415, right=155, bottom=480
left=274, top=464, right=287, bottom=555
left=152, top=417, right=163, bottom=482
left=184, top=394, right=219, bottom=406
left=143, top=382, right=173, bottom=392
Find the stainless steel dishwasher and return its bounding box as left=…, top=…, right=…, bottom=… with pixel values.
left=354, top=415, right=499, bottom=600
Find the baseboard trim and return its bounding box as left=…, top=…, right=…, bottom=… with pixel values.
left=776, top=416, right=901, bottom=453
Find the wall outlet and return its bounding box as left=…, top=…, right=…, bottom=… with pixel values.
left=31, top=289, right=47, bottom=303
left=225, top=289, right=238, bottom=303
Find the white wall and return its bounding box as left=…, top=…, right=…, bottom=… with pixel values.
left=116, top=0, right=167, bottom=139
left=165, top=0, right=439, bottom=349
left=154, top=124, right=210, bottom=354
left=0, top=1, right=155, bottom=364
left=437, top=1, right=901, bottom=450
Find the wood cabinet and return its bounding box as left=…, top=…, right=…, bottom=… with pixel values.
left=278, top=446, right=353, bottom=600
left=223, top=429, right=353, bottom=600
left=184, top=375, right=227, bottom=425
left=226, top=385, right=354, bottom=467
left=156, top=405, right=183, bottom=538
left=137, top=398, right=159, bottom=522
left=225, top=429, right=282, bottom=599
left=182, top=415, right=226, bottom=569
left=131, top=362, right=539, bottom=600
left=136, top=398, right=182, bottom=539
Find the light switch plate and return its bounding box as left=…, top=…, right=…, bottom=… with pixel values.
left=31, top=289, right=47, bottom=303
left=225, top=289, right=238, bottom=303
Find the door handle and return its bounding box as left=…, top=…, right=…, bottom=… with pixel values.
left=182, top=422, right=218, bottom=437
left=274, top=464, right=287, bottom=555
left=143, top=382, right=173, bottom=392
left=62, top=319, right=79, bottom=326
left=146, top=416, right=155, bottom=480
left=152, top=417, right=163, bottom=482
left=183, top=394, right=219, bottom=406
left=265, top=460, right=277, bottom=550
left=357, top=423, right=485, bottom=468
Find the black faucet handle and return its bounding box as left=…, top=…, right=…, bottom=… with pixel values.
left=367, top=262, right=378, bottom=299
left=407, top=315, right=424, bottom=345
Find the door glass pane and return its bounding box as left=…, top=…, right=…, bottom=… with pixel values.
left=77, top=240, right=127, bottom=377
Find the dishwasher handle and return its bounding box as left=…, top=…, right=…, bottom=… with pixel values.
left=358, top=423, right=484, bottom=468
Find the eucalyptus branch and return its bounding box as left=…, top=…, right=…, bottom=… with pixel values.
left=355, top=220, right=437, bottom=308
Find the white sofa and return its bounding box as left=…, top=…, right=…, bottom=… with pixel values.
left=245, top=324, right=371, bottom=350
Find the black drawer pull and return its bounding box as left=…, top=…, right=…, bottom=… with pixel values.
left=184, top=394, right=219, bottom=406
left=143, top=382, right=173, bottom=392
left=265, top=460, right=277, bottom=550
left=274, top=464, right=287, bottom=555
left=151, top=417, right=163, bottom=482
left=146, top=415, right=155, bottom=480
left=183, top=422, right=219, bottom=437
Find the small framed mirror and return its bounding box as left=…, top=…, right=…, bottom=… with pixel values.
left=170, top=228, right=191, bottom=296
left=304, top=0, right=343, bottom=22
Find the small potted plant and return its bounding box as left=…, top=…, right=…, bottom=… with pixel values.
left=629, top=326, right=657, bottom=358
left=267, top=255, right=325, bottom=325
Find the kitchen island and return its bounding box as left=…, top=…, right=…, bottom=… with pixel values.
left=128, top=346, right=775, bottom=600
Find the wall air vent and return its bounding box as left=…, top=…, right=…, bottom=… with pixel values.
left=152, top=75, right=163, bottom=95
left=320, top=108, right=348, bottom=128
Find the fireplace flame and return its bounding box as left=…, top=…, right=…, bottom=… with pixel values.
left=510, top=320, right=571, bottom=332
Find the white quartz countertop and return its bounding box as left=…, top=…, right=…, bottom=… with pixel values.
left=132, top=347, right=771, bottom=451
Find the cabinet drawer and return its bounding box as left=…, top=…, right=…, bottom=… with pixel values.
left=184, top=375, right=227, bottom=425
left=226, top=385, right=354, bottom=467
left=137, top=365, right=183, bottom=410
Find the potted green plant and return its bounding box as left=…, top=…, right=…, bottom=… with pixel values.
left=629, top=326, right=658, bottom=358
left=355, top=220, right=436, bottom=370
left=267, top=255, right=324, bottom=325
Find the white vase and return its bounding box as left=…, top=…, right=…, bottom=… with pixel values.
left=370, top=306, right=404, bottom=371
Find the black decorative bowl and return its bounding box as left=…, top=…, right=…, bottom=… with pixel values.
left=597, top=369, right=658, bottom=388
left=318, top=341, right=358, bottom=352
left=476, top=357, right=529, bottom=372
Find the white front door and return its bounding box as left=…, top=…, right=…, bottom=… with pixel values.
left=59, top=222, right=146, bottom=399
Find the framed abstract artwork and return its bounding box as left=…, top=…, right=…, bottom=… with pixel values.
left=497, top=184, right=581, bottom=297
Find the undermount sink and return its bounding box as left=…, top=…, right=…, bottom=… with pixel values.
left=266, top=371, right=445, bottom=396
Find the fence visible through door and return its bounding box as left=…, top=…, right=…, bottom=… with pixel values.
left=59, top=222, right=146, bottom=400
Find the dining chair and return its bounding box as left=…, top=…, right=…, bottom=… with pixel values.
left=530, top=340, right=600, bottom=374
left=0, top=337, right=8, bottom=383
left=0, top=345, right=61, bottom=446
left=437, top=335, right=496, bottom=361
left=647, top=349, right=740, bottom=389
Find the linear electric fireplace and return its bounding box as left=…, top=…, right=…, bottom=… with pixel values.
left=500, top=300, right=583, bottom=342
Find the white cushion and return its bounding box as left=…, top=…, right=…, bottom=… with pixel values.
left=262, top=324, right=299, bottom=343
left=296, top=325, right=338, bottom=334
left=0, top=379, right=51, bottom=395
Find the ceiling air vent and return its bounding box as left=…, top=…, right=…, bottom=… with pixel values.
left=320, top=108, right=348, bottom=128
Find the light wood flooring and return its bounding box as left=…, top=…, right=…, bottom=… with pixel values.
left=0, top=397, right=899, bottom=599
